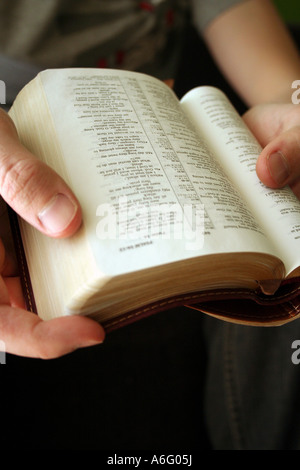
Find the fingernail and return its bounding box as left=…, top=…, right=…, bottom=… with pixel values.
left=38, top=193, right=78, bottom=234
left=267, top=151, right=290, bottom=185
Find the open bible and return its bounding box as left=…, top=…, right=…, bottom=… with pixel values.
left=8, top=68, right=300, bottom=329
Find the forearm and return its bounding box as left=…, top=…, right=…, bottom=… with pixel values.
left=202, top=0, right=300, bottom=106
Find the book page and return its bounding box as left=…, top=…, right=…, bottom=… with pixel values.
left=39, top=69, right=276, bottom=276
left=181, top=86, right=300, bottom=275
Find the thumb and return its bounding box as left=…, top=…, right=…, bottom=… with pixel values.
left=0, top=109, right=81, bottom=238
left=256, top=126, right=300, bottom=194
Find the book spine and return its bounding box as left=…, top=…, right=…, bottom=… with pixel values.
left=7, top=208, right=37, bottom=314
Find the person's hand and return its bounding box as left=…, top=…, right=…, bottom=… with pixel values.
left=243, top=102, right=300, bottom=199
left=0, top=108, right=83, bottom=237
left=0, top=109, right=105, bottom=358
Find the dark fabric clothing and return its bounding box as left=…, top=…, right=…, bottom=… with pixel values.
left=2, top=19, right=300, bottom=452
left=203, top=318, right=300, bottom=450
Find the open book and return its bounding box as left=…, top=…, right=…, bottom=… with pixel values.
left=8, top=68, right=300, bottom=328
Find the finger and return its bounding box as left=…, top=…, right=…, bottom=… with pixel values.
left=0, top=239, right=10, bottom=304
left=256, top=125, right=300, bottom=189
left=0, top=109, right=82, bottom=238
left=0, top=238, right=5, bottom=272
left=0, top=277, right=10, bottom=305
left=1, top=251, right=17, bottom=277
left=243, top=104, right=290, bottom=147
left=3, top=277, right=25, bottom=308
left=0, top=235, right=18, bottom=278
left=0, top=306, right=105, bottom=359
left=163, top=79, right=174, bottom=89
left=0, top=239, right=19, bottom=305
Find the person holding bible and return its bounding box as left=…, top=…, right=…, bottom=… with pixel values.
left=1, top=0, right=300, bottom=450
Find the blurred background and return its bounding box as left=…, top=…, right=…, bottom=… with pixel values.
left=274, top=0, right=300, bottom=24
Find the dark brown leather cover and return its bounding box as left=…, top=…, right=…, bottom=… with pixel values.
left=8, top=209, right=300, bottom=331
left=102, top=278, right=300, bottom=331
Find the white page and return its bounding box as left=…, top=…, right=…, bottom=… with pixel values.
left=181, top=86, right=300, bottom=275
left=40, top=69, right=276, bottom=276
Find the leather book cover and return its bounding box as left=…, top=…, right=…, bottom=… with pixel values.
left=8, top=208, right=300, bottom=330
